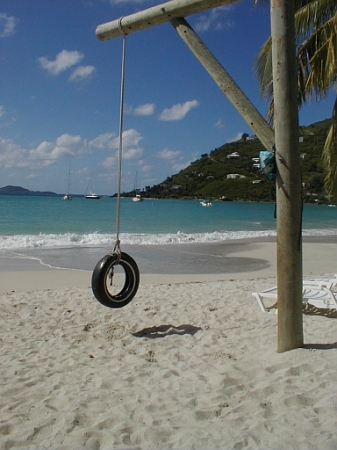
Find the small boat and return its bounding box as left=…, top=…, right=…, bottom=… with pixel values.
left=132, top=172, right=143, bottom=202
left=85, top=175, right=100, bottom=199
left=200, top=199, right=212, bottom=207
left=132, top=193, right=143, bottom=202
left=62, top=164, right=72, bottom=200
left=85, top=192, right=100, bottom=200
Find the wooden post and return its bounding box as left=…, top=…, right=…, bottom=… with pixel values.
left=95, top=1, right=305, bottom=352
left=271, top=0, right=303, bottom=352
left=171, top=18, right=274, bottom=151
left=96, top=0, right=239, bottom=41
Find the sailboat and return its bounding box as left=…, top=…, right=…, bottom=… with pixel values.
left=62, top=164, right=72, bottom=200
left=200, top=199, right=212, bottom=207
left=85, top=175, right=100, bottom=199
left=132, top=172, right=143, bottom=202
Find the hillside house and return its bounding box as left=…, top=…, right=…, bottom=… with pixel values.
left=227, top=174, right=246, bottom=179
left=227, top=152, right=240, bottom=159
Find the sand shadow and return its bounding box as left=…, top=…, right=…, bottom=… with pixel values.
left=302, top=304, right=337, bottom=318
left=304, top=342, right=337, bottom=350
left=302, top=305, right=337, bottom=350
left=132, top=324, right=202, bottom=339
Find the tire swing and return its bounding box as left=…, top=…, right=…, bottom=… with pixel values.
left=91, top=33, right=140, bottom=309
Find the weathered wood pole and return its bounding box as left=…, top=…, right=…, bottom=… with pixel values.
left=171, top=18, right=274, bottom=152
left=271, top=0, right=303, bottom=352
left=95, top=0, right=239, bottom=41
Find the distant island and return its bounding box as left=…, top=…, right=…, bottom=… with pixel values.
left=0, top=185, right=57, bottom=196
left=0, top=119, right=334, bottom=203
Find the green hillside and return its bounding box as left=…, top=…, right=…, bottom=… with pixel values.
left=125, top=118, right=333, bottom=204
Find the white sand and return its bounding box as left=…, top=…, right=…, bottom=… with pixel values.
left=1, top=241, right=337, bottom=449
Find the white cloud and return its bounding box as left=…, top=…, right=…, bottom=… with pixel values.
left=159, top=100, right=199, bottom=121
left=90, top=129, right=143, bottom=153
left=227, top=132, right=244, bottom=143
left=99, top=129, right=143, bottom=167
left=0, top=13, right=18, bottom=38
left=214, top=118, right=223, bottom=129
left=133, top=103, right=155, bottom=116
left=172, top=161, right=190, bottom=173
left=0, top=138, right=28, bottom=168
left=89, top=133, right=116, bottom=149
left=157, top=148, right=181, bottom=160
left=140, top=164, right=152, bottom=173
left=69, top=65, right=96, bottom=81
left=29, top=134, right=83, bottom=163
left=102, top=155, right=117, bottom=169
left=119, top=129, right=143, bottom=148
left=123, top=147, right=143, bottom=160
left=0, top=133, right=88, bottom=173
left=101, top=148, right=142, bottom=169
left=0, top=107, right=16, bottom=129
left=193, top=6, right=234, bottom=33
left=0, top=128, right=144, bottom=180
left=194, top=15, right=212, bottom=33
left=27, top=173, right=38, bottom=180
left=38, top=50, right=84, bottom=76
left=30, top=141, right=55, bottom=166
left=55, top=134, right=82, bottom=148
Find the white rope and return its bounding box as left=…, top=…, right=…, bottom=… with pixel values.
left=115, top=34, right=127, bottom=253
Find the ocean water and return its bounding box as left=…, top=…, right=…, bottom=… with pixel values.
left=0, top=196, right=336, bottom=251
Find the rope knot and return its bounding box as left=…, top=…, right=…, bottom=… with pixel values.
left=113, top=239, right=122, bottom=263
left=117, top=17, right=127, bottom=36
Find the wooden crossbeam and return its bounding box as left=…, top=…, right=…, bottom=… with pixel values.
left=96, top=0, right=239, bottom=41
left=171, top=18, right=274, bottom=151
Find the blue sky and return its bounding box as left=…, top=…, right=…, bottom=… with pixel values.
left=0, top=0, right=335, bottom=195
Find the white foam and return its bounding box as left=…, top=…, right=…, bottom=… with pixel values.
left=0, top=228, right=336, bottom=250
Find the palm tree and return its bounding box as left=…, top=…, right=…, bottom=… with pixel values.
left=254, top=0, right=337, bottom=200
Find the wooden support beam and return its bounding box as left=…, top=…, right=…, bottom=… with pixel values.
left=96, top=0, right=239, bottom=41
left=171, top=18, right=274, bottom=151
left=271, top=0, right=303, bottom=352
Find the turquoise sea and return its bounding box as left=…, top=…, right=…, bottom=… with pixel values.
left=0, top=195, right=336, bottom=251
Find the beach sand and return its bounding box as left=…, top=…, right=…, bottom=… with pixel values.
left=1, top=238, right=337, bottom=449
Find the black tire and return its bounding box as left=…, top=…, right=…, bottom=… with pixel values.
left=91, top=252, right=140, bottom=308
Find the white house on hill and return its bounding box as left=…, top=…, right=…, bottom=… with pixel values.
left=227, top=152, right=240, bottom=159
left=227, top=174, right=246, bottom=179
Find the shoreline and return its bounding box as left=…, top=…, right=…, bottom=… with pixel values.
left=0, top=236, right=336, bottom=293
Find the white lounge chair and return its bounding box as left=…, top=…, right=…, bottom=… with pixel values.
left=252, top=283, right=337, bottom=313
left=303, top=274, right=337, bottom=290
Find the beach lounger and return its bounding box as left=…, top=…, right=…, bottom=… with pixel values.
left=303, top=274, right=337, bottom=290
left=252, top=284, right=337, bottom=313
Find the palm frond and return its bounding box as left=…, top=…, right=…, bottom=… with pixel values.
left=295, top=0, right=337, bottom=39
left=255, top=37, right=272, bottom=95
left=254, top=0, right=337, bottom=199
left=297, top=13, right=337, bottom=99
left=323, top=96, right=337, bottom=199
left=254, top=37, right=275, bottom=123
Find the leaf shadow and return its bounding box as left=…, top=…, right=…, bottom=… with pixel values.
left=302, top=303, right=337, bottom=318
left=132, top=324, right=202, bottom=339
